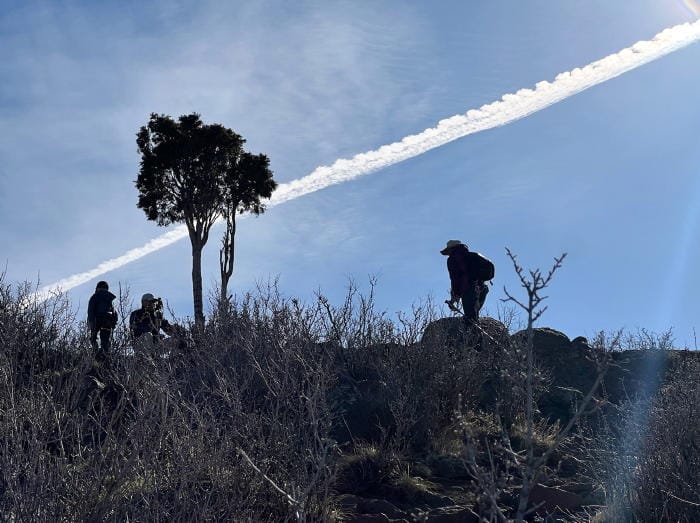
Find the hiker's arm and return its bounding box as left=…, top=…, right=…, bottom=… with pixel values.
left=129, top=311, right=138, bottom=338
left=87, top=296, right=96, bottom=326
left=447, top=257, right=460, bottom=300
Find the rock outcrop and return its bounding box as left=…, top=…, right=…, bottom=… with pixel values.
left=331, top=316, right=699, bottom=521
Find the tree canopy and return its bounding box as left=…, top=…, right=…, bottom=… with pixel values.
left=135, top=112, right=276, bottom=327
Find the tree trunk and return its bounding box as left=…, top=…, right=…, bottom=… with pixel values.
left=191, top=240, right=205, bottom=331
left=219, top=213, right=236, bottom=306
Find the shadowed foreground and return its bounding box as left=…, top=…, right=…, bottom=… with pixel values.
left=1, top=281, right=698, bottom=522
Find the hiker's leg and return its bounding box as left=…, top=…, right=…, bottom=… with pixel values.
left=462, top=286, right=478, bottom=322
left=462, top=284, right=483, bottom=350
left=100, top=328, right=111, bottom=352
left=90, top=327, right=99, bottom=350
left=477, top=284, right=489, bottom=313
left=461, top=285, right=478, bottom=329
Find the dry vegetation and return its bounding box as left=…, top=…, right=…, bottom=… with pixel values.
left=0, top=273, right=697, bottom=522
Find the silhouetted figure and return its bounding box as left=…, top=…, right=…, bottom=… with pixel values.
left=441, top=240, right=493, bottom=341
left=87, top=281, right=117, bottom=357
left=129, top=293, right=173, bottom=348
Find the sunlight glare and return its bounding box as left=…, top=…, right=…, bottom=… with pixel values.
left=681, top=0, right=700, bottom=17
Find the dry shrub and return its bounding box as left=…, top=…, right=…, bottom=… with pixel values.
left=592, top=353, right=700, bottom=522
left=3, top=273, right=692, bottom=522
left=0, top=278, right=339, bottom=521
left=0, top=276, right=487, bottom=521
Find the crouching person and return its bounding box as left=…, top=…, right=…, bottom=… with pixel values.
left=441, top=240, right=494, bottom=347
left=129, top=293, right=173, bottom=357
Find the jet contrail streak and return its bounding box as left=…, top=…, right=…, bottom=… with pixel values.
left=36, top=19, right=700, bottom=301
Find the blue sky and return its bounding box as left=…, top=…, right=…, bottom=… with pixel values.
left=2, top=1, right=699, bottom=345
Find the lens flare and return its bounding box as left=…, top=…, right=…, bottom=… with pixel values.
left=659, top=175, right=700, bottom=326
left=682, top=0, right=700, bottom=17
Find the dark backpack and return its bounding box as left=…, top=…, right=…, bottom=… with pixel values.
left=468, top=251, right=495, bottom=282
left=94, top=294, right=118, bottom=329
left=98, top=310, right=118, bottom=329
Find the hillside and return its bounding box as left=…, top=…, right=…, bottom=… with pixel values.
left=0, top=284, right=698, bottom=521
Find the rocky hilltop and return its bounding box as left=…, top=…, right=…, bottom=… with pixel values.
left=333, top=316, right=699, bottom=522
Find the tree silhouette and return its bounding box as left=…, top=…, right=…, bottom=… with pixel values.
left=219, top=151, right=276, bottom=305
left=135, top=113, right=275, bottom=329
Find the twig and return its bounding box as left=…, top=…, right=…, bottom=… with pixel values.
left=237, top=447, right=300, bottom=509
left=662, top=490, right=700, bottom=507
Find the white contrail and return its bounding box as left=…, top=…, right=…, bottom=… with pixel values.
left=36, top=19, right=700, bottom=301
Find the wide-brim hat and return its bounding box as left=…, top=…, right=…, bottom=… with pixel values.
left=440, top=239, right=464, bottom=255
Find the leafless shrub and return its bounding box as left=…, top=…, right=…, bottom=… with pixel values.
left=0, top=275, right=453, bottom=520
left=585, top=352, right=699, bottom=522
left=0, top=277, right=338, bottom=520
left=452, top=251, right=610, bottom=522
left=0, top=271, right=694, bottom=521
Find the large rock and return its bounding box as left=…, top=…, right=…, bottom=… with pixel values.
left=421, top=316, right=508, bottom=348
left=512, top=327, right=572, bottom=360
left=512, top=328, right=598, bottom=423
left=421, top=317, right=467, bottom=347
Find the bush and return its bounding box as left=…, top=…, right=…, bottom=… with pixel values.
left=0, top=276, right=489, bottom=520
left=591, top=354, right=700, bottom=522
left=1, top=273, right=696, bottom=521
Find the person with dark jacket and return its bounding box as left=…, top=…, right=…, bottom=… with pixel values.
left=87, top=280, right=117, bottom=354
left=129, top=293, right=172, bottom=343
left=441, top=240, right=489, bottom=328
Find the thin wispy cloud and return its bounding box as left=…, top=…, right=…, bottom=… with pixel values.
left=36, top=19, right=700, bottom=301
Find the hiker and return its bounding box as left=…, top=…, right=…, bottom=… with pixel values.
left=87, top=280, right=118, bottom=356
left=441, top=240, right=493, bottom=330
left=129, top=293, right=173, bottom=346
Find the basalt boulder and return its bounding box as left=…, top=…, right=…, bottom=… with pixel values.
left=512, top=328, right=598, bottom=423
left=421, top=316, right=508, bottom=349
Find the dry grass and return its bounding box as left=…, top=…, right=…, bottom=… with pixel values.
left=0, top=274, right=696, bottom=521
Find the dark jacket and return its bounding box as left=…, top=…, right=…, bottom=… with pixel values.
left=87, top=289, right=117, bottom=330
left=129, top=308, right=172, bottom=339
left=447, top=244, right=474, bottom=297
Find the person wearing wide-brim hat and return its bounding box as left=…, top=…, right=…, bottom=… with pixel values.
left=440, top=239, right=489, bottom=332
left=440, top=239, right=464, bottom=256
